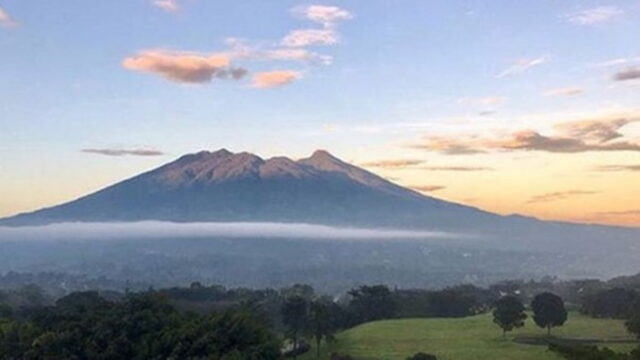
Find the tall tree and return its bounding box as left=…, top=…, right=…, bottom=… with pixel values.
left=531, top=292, right=568, bottom=336
left=626, top=301, right=640, bottom=339
left=348, top=285, right=397, bottom=324
left=492, top=296, right=527, bottom=338
left=282, top=295, right=309, bottom=359
left=307, top=299, right=340, bottom=359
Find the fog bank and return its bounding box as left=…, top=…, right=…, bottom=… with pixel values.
left=0, top=221, right=461, bottom=242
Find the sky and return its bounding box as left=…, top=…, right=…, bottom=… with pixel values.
left=1, top=0, right=639, bottom=226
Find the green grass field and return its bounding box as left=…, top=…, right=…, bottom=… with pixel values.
left=303, top=312, right=638, bottom=360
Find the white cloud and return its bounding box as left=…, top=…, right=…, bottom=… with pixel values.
left=153, top=0, right=179, bottom=12
left=0, top=222, right=458, bottom=242
left=225, top=39, right=333, bottom=65
left=282, top=28, right=339, bottom=47
left=497, top=55, right=551, bottom=78
left=264, top=48, right=333, bottom=65
left=292, top=5, right=353, bottom=27
left=458, top=97, right=507, bottom=107
left=566, top=6, right=623, bottom=26
left=0, top=6, right=17, bottom=27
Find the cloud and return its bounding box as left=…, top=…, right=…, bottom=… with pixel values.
left=122, top=51, right=247, bottom=84
left=613, top=67, right=640, bottom=81
left=566, top=6, right=623, bottom=26
left=413, top=117, right=640, bottom=154
left=0, top=222, right=459, bottom=242
left=224, top=38, right=333, bottom=66
left=292, top=5, right=353, bottom=27
left=81, top=148, right=165, bottom=157
left=251, top=70, right=301, bottom=88
left=153, top=0, right=179, bottom=12
left=282, top=29, right=339, bottom=47
left=421, top=166, right=494, bottom=172
left=497, top=55, right=551, bottom=78
left=596, top=209, right=640, bottom=217
left=458, top=97, right=507, bottom=107
left=282, top=5, right=352, bottom=47
left=264, top=48, right=333, bottom=65
left=412, top=185, right=446, bottom=193
left=543, top=87, right=584, bottom=97
left=0, top=6, right=17, bottom=27
left=555, top=118, right=636, bottom=143
left=527, top=190, right=599, bottom=204
left=593, top=164, right=640, bottom=172
left=361, top=159, right=425, bottom=169
left=591, top=57, right=640, bottom=68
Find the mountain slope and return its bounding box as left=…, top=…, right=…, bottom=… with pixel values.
left=0, top=149, right=498, bottom=228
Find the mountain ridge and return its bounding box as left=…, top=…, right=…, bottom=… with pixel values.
left=0, top=149, right=499, bottom=228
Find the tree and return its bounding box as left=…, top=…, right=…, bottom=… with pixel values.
left=493, top=296, right=527, bottom=338
left=531, top=292, right=567, bottom=336
left=307, top=299, right=341, bottom=359
left=626, top=301, right=640, bottom=339
left=406, top=352, right=438, bottom=360
left=282, top=295, right=309, bottom=359
left=582, top=288, right=638, bottom=319
left=348, top=285, right=397, bottom=324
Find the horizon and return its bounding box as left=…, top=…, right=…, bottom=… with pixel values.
left=1, top=1, right=640, bottom=226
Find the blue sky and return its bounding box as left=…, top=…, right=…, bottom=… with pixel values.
left=1, top=0, right=640, bottom=224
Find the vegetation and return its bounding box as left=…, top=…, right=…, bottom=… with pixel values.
left=493, top=296, right=527, bottom=338
left=303, top=312, right=637, bottom=360
left=549, top=344, right=640, bottom=360
left=532, top=293, right=568, bottom=336
left=3, top=275, right=640, bottom=359
left=0, top=291, right=281, bottom=359
left=406, top=352, right=438, bottom=360
left=583, top=288, right=639, bottom=319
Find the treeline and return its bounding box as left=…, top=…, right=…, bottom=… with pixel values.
left=0, top=291, right=281, bottom=359
left=4, top=275, right=640, bottom=359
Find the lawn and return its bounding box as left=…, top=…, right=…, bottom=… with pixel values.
left=302, top=312, right=638, bottom=360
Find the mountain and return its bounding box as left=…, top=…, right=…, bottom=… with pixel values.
left=2, top=149, right=640, bottom=282
left=0, top=149, right=499, bottom=228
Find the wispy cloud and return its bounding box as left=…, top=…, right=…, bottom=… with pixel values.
left=497, top=55, right=551, bottom=78
left=613, top=67, right=640, bottom=82
left=458, top=97, right=507, bottom=107
left=225, top=38, right=333, bottom=66
left=593, top=164, right=640, bottom=172
left=82, top=148, right=165, bottom=157
left=421, top=166, right=494, bottom=172
left=591, top=57, right=640, bottom=68
left=361, top=159, right=425, bottom=169
left=283, top=5, right=352, bottom=47
left=566, top=6, right=623, bottom=26
left=527, top=190, right=599, bottom=204
left=0, top=222, right=458, bottom=242
left=0, top=6, right=17, bottom=27
left=282, top=29, right=339, bottom=47
left=412, top=185, right=446, bottom=193
left=413, top=116, right=640, bottom=155
left=251, top=70, right=302, bottom=88
left=596, top=209, right=640, bottom=217
left=292, top=5, right=353, bottom=28
left=543, top=87, right=584, bottom=97
left=153, top=0, right=179, bottom=12
left=122, top=50, right=247, bottom=84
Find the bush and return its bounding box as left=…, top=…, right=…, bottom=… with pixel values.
left=407, top=352, right=438, bottom=360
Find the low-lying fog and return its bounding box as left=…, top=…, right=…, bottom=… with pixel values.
left=0, top=221, right=461, bottom=242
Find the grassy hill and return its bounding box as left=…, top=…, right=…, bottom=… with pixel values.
left=304, top=312, right=638, bottom=360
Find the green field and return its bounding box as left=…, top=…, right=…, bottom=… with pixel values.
left=303, top=312, right=638, bottom=360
